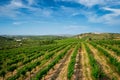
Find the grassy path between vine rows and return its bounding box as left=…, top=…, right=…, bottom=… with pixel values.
left=72, top=48, right=82, bottom=80
left=24, top=47, right=67, bottom=80
left=99, top=45, right=120, bottom=62
left=88, top=43, right=119, bottom=80
left=41, top=48, right=73, bottom=80
left=55, top=48, right=74, bottom=80
left=81, top=43, right=92, bottom=80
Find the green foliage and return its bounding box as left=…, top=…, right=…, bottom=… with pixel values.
left=34, top=45, right=71, bottom=80
left=94, top=40, right=120, bottom=55
left=7, top=65, right=17, bottom=72
left=84, top=43, right=102, bottom=79
left=8, top=61, right=41, bottom=80
left=1, top=36, right=119, bottom=80
left=0, top=70, right=6, bottom=77
left=90, top=42, right=120, bottom=75
left=23, top=52, right=44, bottom=64
left=67, top=44, right=80, bottom=79
left=8, top=42, right=70, bottom=80
left=39, top=40, right=55, bottom=45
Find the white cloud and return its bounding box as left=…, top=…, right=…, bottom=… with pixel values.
left=76, top=0, right=104, bottom=7
left=64, top=25, right=88, bottom=30
left=0, top=0, right=52, bottom=18
left=13, top=21, right=28, bottom=25
left=27, top=0, right=37, bottom=5
left=13, top=22, right=22, bottom=25
left=60, top=6, right=75, bottom=13
left=71, top=12, right=80, bottom=16
left=101, top=7, right=120, bottom=24
left=55, top=0, right=120, bottom=7
left=103, top=7, right=120, bottom=15
left=27, top=0, right=34, bottom=5
left=1, top=0, right=120, bottom=26
left=42, top=9, right=52, bottom=17
left=53, top=3, right=120, bottom=25
left=83, top=7, right=120, bottom=25
left=55, top=6, right=82, bottom=17
left=0, top=0, right=26, bottom=17
left=10, top=0, right=24, bottom=7
left=55, top=0, right=104, bottom=7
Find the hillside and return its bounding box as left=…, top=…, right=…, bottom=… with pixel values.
left=76, top=33, right=120, bottom=40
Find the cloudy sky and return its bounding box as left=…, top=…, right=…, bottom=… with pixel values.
left=0, top=0, right=120, bottom=35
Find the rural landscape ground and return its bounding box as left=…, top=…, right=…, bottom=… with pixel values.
left=0, top=0, right=120, bottom=80
left=0, top=33, right=120, bottom=80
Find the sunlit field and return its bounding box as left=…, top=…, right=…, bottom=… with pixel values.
left=0, top=33, right=120, bottom=80
left=0, top=0, right=120, bottom=80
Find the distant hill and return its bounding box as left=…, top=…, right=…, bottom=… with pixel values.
left=76, top=33, right=120, bottom=40
left=0, top=35, right=67, bottom=40
left=1, top=33, right=120, bottom=41
left=0, top=36, right=14, bottom=41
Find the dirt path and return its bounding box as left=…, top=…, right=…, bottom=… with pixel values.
left=72, top=48, right=82, bottom=80
left=5, top=52, right=42, bottom=79
left=54, top=48, right=74, bottom=80
left=88, top=43, right=120, bottom=80
left=99, top=45, right=120, bottom=62
left=41, top=48, right=73, bottom=80
left=81, top=43, right=92, bottom=80
left=24, top=48, right=66, bottom=80
left=107, top=49, right=120, bottom=62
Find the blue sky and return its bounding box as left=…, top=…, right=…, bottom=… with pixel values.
left=0, top=0, right=120, bottom=35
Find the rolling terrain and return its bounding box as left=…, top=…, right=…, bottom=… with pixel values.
left=0, top=33, right=120, bottom=80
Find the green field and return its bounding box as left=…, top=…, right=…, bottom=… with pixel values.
left=0, top=33, right=120, bottom=80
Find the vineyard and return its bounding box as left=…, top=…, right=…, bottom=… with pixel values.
left=0, top=35, right=120, bottom=80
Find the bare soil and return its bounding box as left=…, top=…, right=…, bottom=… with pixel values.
left=24, top=49, right=65, bottom=80
left=81, top=43, right=92, bottom=80
left=55, top=48, right=74, bottom=80
left=72, top=48, right=82, bottom=80
left=41, top=48, right=73, bottom=80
